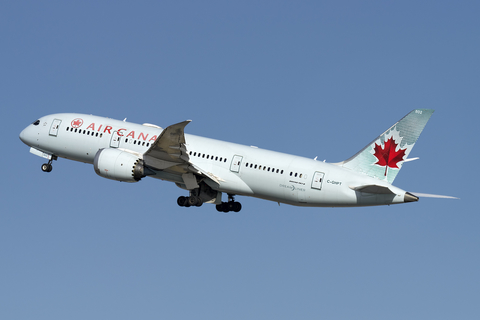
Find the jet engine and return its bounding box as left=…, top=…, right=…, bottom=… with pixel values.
left=94, top=148, right=146, bottom=182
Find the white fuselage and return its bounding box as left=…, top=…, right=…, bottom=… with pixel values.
left=20, top=113, right=411, bottom=207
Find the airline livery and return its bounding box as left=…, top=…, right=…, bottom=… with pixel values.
left=19, top=109, right=454, bottom=212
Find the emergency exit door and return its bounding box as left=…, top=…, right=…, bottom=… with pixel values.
left=110, top=131, right=121, bottom=148
left=230, top=155, right=243, bottom=173
left=311, top=171, right=325, bottom=190
left=49, top=119, right=62, bottom=136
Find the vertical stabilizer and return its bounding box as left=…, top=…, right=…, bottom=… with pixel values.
left=337, top=109, right=434, bottom=183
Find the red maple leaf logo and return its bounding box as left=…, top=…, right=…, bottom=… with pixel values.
left=71, top=118, right=83, bottom=128
left=373, top=137, right=406, bottom=176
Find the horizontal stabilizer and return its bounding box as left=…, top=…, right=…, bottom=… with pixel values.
left=350, top=185, right=395, bottom=194
left=410, top=192, right=459, bottom=199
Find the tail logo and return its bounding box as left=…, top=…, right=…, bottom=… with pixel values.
left=373, top=137, right=406, bottom=176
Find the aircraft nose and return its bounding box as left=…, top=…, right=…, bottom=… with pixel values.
left=19, top=125, right=35, bottom=146
left=19, top=127, right=27, bottom=144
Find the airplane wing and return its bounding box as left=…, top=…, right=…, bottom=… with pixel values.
left=143, top=120, right=191, bottom=171
left=142, top=120, right=222, bottom=188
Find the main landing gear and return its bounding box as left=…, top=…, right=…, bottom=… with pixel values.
left=216, top=194, right=242, bottom=213
left=177, top=192, right=242, bottom=212
left=177, top=195, right=203, bottom=207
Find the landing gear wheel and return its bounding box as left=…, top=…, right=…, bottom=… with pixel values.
left=181, top=196, right=203, bottom=207
left=215, top=202, right=229, bottom=213
left=216, top=201, right=242, bottom=213
left=41, top=163, right=52, bottom=172
left=232, top=202, right=242, bottom=212
left=222, top=203, right=230, bottom=213
left=187, top=196, right=198, bottom=207
left=177, top=196, right=187, bottom=207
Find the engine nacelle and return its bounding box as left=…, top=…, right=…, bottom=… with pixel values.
left=94, top=148, right=145, bottom=182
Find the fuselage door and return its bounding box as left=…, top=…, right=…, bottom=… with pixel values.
left=311, top=171, right=325, bottom=190
left=230, top=155, right=243, bottom=173
left=110, top=131, right=121, bottom=148
left=49, top=119, right=62, bottom=136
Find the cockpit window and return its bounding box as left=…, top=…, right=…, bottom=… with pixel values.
left=33, top=120, right=40, bottom=126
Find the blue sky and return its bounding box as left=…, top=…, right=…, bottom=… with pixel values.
left=2, top=1, right=479, bottom=319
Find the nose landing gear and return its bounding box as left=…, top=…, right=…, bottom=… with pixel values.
left=40, top=155, right=57, bottom=173
left=41, top=159, right=53, bottom=172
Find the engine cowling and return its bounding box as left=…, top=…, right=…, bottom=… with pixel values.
left=94, top=148, right=145, bottom=182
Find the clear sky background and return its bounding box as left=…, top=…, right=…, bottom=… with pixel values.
left=1, top=1, right=479, bottom=319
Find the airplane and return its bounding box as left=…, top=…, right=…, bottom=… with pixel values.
left=19, top=109, right=455, bottom=212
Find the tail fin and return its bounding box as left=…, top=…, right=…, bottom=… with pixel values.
left=337, top=109, right=434, bottom=183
